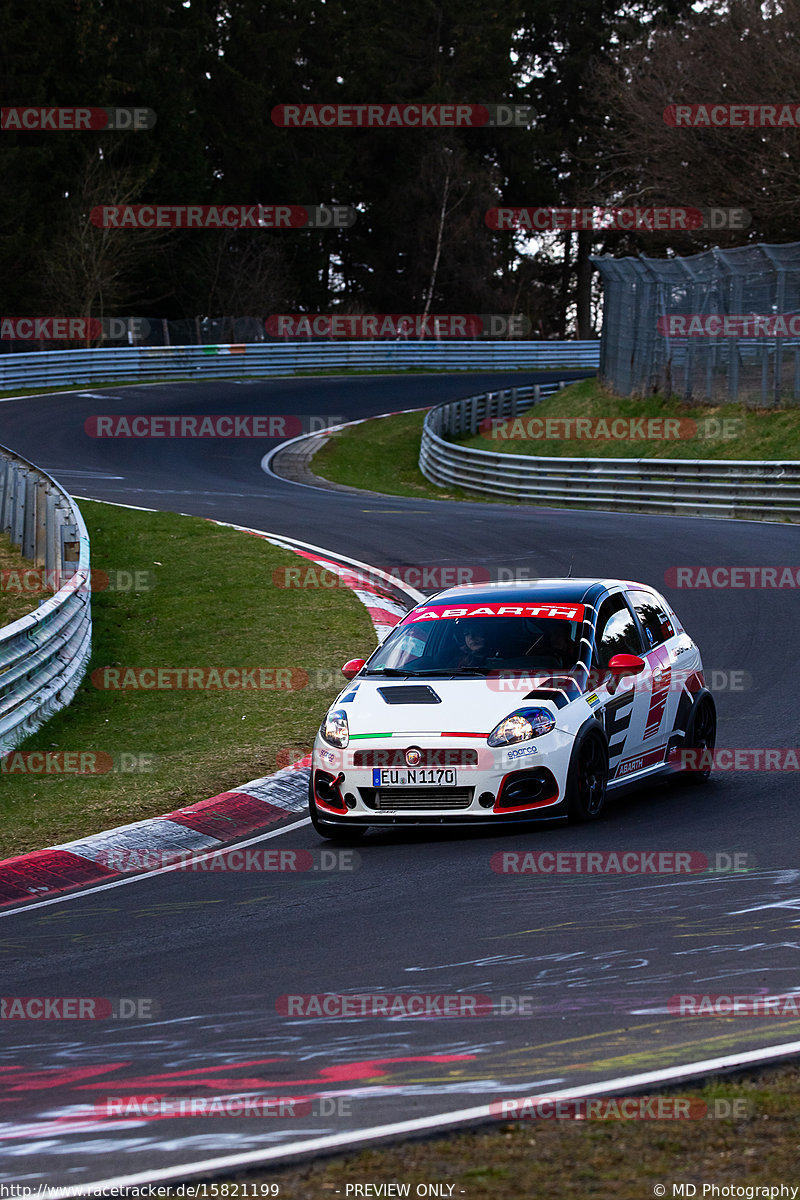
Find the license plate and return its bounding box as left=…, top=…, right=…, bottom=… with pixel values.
left=373, top=768, right=457, bottom=786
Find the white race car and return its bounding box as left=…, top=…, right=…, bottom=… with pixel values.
left=309, top=578, right=716, bottom=840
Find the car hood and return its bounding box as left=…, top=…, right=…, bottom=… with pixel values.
left=334, top=676, right=560, bottom=735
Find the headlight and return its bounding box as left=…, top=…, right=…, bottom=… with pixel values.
left=488, top=707, right=556, bottom=747
left=321, top=708, right=349, bottom=748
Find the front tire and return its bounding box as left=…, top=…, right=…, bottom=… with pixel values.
left=308, top=781, right=368, bottom=842
left=565, top=725, right=609, bottom=822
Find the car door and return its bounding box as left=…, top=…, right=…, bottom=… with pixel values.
left=627, top=588, right=682, bottom=766
left=591, top=592, right=651, bottom=781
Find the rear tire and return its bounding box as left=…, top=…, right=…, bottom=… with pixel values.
left=308, top=781, right=368, bottom=842
left=681, top=692, right=717, bottom=782
left=565, top=726, right=609, bottom=822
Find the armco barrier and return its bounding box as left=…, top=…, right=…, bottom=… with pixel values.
left=0, top=447, right=91, bottom=754
left=0, top=341, right=600, bottom=390
left=419, top=382, right=800, bottom=518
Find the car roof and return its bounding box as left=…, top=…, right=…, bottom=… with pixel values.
left=422, top=578, right=640, bottom=607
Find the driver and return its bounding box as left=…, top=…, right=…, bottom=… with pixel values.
left=546, top=621, right=576, bottom=668
left=458, top=628, right=489, bottom=666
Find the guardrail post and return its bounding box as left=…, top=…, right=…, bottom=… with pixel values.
left=11, top=466, right=26, bottom=548
left=45, top=491, right=59, bottom=573
left=22, top=470, right=37, bottom=559
left=0, top=458, right=8, bottom=534
left=61, top=522, right=80, bottom=577
left=34, top=479, right=50, bottom=565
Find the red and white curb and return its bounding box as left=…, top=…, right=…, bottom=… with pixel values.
left=0, top=525, right=421, bottom=910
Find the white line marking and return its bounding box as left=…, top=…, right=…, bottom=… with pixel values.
left=36, top=1038, right=800, bottom=1198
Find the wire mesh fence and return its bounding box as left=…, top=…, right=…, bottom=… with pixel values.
left=592, top=242, right=800, bottom=406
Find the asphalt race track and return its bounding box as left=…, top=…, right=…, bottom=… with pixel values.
left=1, top=371, right=799, bottom=1193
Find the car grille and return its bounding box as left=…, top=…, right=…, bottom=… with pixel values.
left=360, top=787, right=474, bottom=810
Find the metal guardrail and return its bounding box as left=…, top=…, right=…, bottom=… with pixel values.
left=0, top=447, right=91, bottom=755
left=0, top=341, right=600, bottom=391
left=419, top=382, right=800, bottom=518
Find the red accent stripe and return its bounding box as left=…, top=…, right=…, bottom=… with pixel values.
left=165, top=792, right=289, bottom=838
left=366, top=606, right=404, bottom=627
left=0, top=849, right=117, bottom=906
left=440, top=731, right=488, bottom=738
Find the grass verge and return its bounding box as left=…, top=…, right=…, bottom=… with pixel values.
left=312, top=410, right=490, bottom=502
left=0, top=500, right=375, bottom=859
left=0, top=534, right=55, bottom=626
left=311, top=378, right=800, bottom=503
left=458, top=377, right=800, bottom=460
left=189, top=1063, right=800, bottom=1199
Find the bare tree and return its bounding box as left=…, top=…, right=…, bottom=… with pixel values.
left=183, top=229, right=295, bottom=317
left=41, top=152, right=168, bottom=341
left=592, top=0, right=800, bottom=243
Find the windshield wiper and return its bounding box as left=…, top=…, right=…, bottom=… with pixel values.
left=361, top=667, right=416, bottom=676
left=444, top=667, right=492, bottom=675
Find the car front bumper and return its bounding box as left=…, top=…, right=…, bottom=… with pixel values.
left=311, top=730, right=573, bottom=825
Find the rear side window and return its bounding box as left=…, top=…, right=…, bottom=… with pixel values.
left=629, top=590, right=675, bottom=649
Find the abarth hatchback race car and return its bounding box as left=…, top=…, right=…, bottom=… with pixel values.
left=309, top=578, right=716, bottom=840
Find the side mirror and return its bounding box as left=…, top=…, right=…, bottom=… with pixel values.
left=607, top=653, right=646, bottom=679
left=342, top=658, right=366, bottom=680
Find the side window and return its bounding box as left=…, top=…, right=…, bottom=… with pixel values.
left=594, top=595, right=644, bottom=668
left=629, top=590, right=675, bottom=649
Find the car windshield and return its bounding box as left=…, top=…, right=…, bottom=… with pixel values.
left=363, top=615, right=582, bottom=676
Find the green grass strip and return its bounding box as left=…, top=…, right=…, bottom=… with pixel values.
left=0, top=501, right=375, bottom=859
